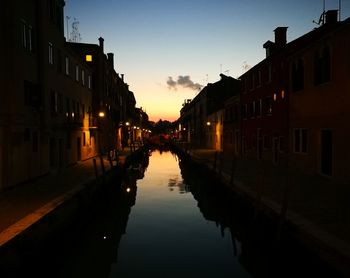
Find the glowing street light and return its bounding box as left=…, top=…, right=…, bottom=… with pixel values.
left=206, top=121, right=211, bottom=126
left=98, top=111, right=105, bottom=117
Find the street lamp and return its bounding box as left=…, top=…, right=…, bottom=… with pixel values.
left=98, top=111, right=105, bottom=154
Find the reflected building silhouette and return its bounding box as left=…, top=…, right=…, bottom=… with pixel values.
left=177, top=156, right=342, bottom=278
left=167, top=176, right=190, bottom=194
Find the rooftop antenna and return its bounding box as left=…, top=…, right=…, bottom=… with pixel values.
left=339, top=0, right=342, bottom=21
left=313, top=0, right=326, bottom=26
left=70, top=18, right=82, bottom=42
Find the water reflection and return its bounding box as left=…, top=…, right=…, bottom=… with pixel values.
left=109, top=150, right=251, bottom=278
left=167, top=176, right=190, bottom=193
left=26, top=148, right=340, bottom=278
left=177, top=152, right=343, bottom=278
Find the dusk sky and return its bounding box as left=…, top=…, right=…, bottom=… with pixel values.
left=65, top=0, right=350, bottom=122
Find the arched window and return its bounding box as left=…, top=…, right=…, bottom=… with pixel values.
left=314, top=45, right=331, bottom=85
left=292, top=58, right=304, bottom=92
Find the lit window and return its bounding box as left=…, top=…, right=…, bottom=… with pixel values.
left=281, top=90, right=285, bottom=99
left=86, top=55, right=92, bottom=62
left=273, top=93, right=277, bottom=101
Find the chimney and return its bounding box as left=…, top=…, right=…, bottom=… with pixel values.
left=121, top=73, right=124, bottom=82
left=263, top=40, right=275, bottom=58
left=98, top=37, right=104, bottom=52
left=107, top=53, right=114, bottom=69
left=325, top=10, right=338, bottom=25
left=274, top=27, right=288, bottom=48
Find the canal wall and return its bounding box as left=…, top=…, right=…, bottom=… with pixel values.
left=0, top=148, right=152, bottom=276
left=172, top=144, right=349, bottom=278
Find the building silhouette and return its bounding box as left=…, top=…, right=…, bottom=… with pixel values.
left=0, top=0, right=143, bottom=189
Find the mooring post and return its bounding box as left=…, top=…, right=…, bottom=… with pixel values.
left=93, top=158, right=98, bottom=179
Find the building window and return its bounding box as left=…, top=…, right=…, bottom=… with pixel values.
left=83, top=132, right=86, bottom=146
left=264, top=96, right=273, bottom=115
left=314, top=46, right=331, bottom=85
left=256, top=99, right=262, bottom=117
left=48, top=42, right=53, bottom=64
left=249, top=101, right=255, bottom=118
left=241, top=104, right=248, bottom=119
left=75, top=65, right=79, bottom=81
left=21, top=20, right=27, bottom=48
left=21, top=21, right=34, bottom=52
left=88, top=75, right=92, bottom=89
left=267, top=64, right=272, bottom=83
left=294, top=128, right=308, bottom=153
left=65, top=56, right=69, bottom=75
left=292, top=59, right=304, bottom=92
left=82, top=69, right=85, bottom=86
left=66, top=98, right=70, bottom=117
left=28, top=25, right=33, bottom=52
left=57, top=49, right=62, bottom=73
left=86, top=55, right=92, bottom=62
left=257, top=70, right=262, bottom=87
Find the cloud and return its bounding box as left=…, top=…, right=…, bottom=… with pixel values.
left=167, top=75, right=203, bottom=91
left=167, top=76, right=177, bottom=90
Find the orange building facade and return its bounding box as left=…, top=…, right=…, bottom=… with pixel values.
left=288, top=12, right=350, bottom=182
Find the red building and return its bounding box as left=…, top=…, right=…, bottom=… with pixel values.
left=239, top=27, right=289, bottom=165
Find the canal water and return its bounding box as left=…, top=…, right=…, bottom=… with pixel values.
left=40, top=149, right=340, bottom=278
